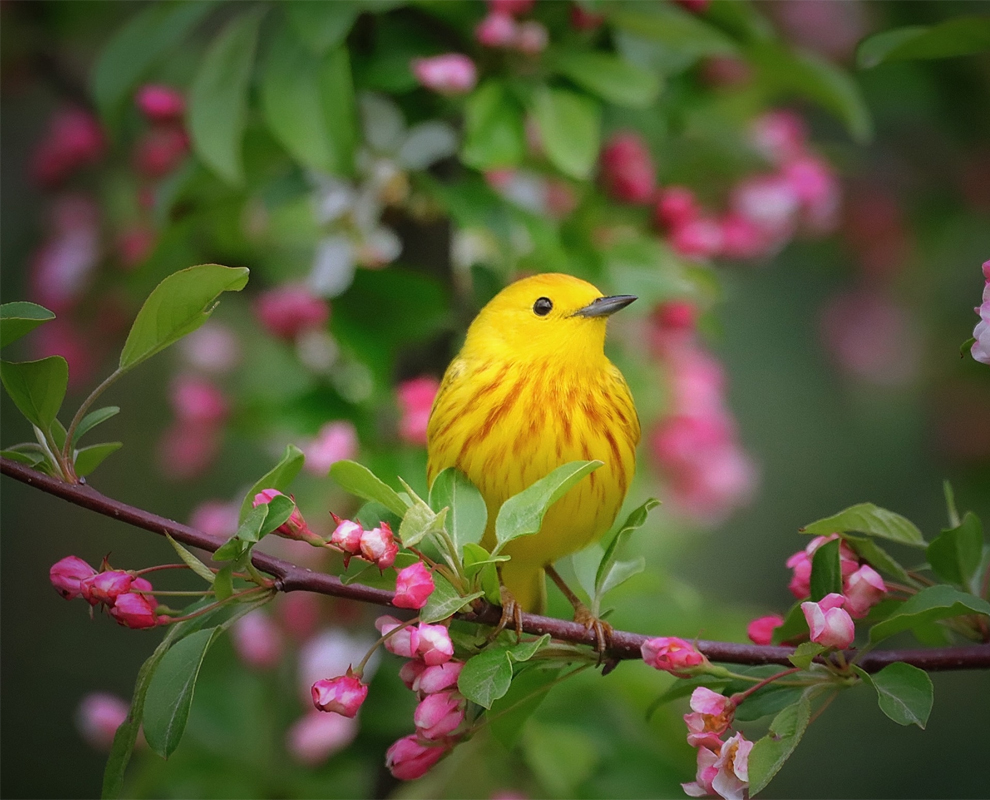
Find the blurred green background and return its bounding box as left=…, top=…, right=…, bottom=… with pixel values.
left=2, top=1, right=990, bottom=798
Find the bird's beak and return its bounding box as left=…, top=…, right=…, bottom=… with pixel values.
left=571, top=294, right=638, bottom=318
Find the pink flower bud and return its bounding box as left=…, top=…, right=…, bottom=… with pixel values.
left=254, top=284, right=330, bottom=341
left=749, top=110, right=807, bottom=165
left=80, top=570, right=134, bottom=606
left=359, top=522, right=398, bottom=568
left=157, top=421, right=221, bottom=480
left=570, top=5, right=604, bottom=31
left=730, top=174, right=799, bottom=240
left=782, top=154, right=841, bottom=232
left=414, top=690, right=466, bottom=740
left=801, top=593, right=855, bottom=649
left=417, top=624, right=455, bottom=666
left=330, top=516, right=364, bottom=557
left=311, top=673, right=369, bottom=717
left=170, top=374, right=228, bottom=424
left=393, top=562, right=435, bottom=610
left=50, top=556, right=97, bottom=600
left=746, top=614, right=784, bottom=646
left=412, top=54, right=478, bottom=96
left=76, top=692, right=130, bottom=751
left=653, top=301, right=696, bottom=333
left=30, top=107, right=105, bottom=188
left=413, top=661, right=464, bottom=695
left=654, top=186, right=700, bottom=230
left=476, top=12, right=518, bottom=48
left=397, top=376, right=440, bottom=446
left=843, top=564, right=886, bottom=618
left=670, top=217, right=724, bottom=260
left=674, top=0, right=710, bottom=13
left=641, top=636, right=706, bottom=675
left=718, top=212, right=769, bottom=260
left=400, top=659, right=428, bottom=689
left=684, top=686, right=734, bottom=750
left=253, top=489, right=317, bottom=543
left=179, top=323, right=242, bottom=374
left=133, top=125, right=189, bottom=178
left=515, top=20, right=548, bottom=54
left=377, top=615, right=421, bottom=659
left=189, top=500, right=240, bottom=538
left=231, top=609, right=283, bottom=669
left=286, top=710, right=358, bottom=766
left=135, top=84, right=185, bottom=122
left=116, top=226, right=156, bottom=270
left=600, top=132, right=656, bottom=204
left=386, top=734, right=448, bottom=780
left=109, top=592, right=161, bottom=630
left=785, top=550, right=813, bottom=599
left=302, top=421, right=359, bottom=476
left=488, top=0, right=534, bottom=15
left=700, top=56, right=752, bottom=88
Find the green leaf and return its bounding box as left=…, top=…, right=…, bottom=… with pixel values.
left=257, top=494, right=296, bottom=539
left=188, top=9, right=263, bottom=184
left=771, top=603, right=808, bottom=645
left=319, top=46, right=358, bottom=176
left=73, top=442, right=123, bottom=478
left=462, top=542, right=510, bottom=579
left=285, top=0, right=358, bottom=55
left=213, top=565, right=234, bottom=601
left=0, top=302, right=55, bottom=348
left=165, top=534, right=215, bottom=585
left=330, top=460, right=409, bottom=518
left=747, top=694, right=812, bottom=797
left=609, top=5, right=738, bottom=58
left=530, top=87, right=601, bottom=180
left=552, top=50, right=662, bottom=109
left=143, top=627, right=221, bottom=758
left=857, top=16, right=990, bottom=69
left=91, top=1, right=215, bottom=125
left=458, top=635, right=550, bottom=709
left=461, top=81, right=526, bottom=170
left=927, top=512, right=983, bottom=590
left=869, top=585, right=990, bottom=645
left=0, top=448, right=45, bottom=468
left=595, top=498, right=659, bottom=602
left=494, top=461, right=602, bottom=549
left=398, top=501, right=447, bottom=548
left=787, top=642, right=825, bottom=670
left=857, top=662, right=933, bottom=728
left=488, top=666, right=562, bottom=749
left=420, top=572, right=484, bottom=624
left=522, top=722, right=599, bottom=797
left=943, top=479, right=960, bottom=528
left=239, top=444, right=305, bottom=522
left=733, top=685, right=805, bottom=723
left=215, top=504, right=269, bottom=561
left=71, top=406, right=120, bottom=446
left=119, top=265, right=249, bottom=373
left=809, top=537, right=842, bottom=601
left=0, top=356, right=68, bottom=431
left=843, top=535, right=913, bottom=585
left=748, top=42, right=872, bottom=143
left=429, top=467, right=488, bottom=552
left=802, top=502, right=925, bottom=548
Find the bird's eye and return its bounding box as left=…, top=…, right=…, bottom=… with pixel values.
left=533, top=297, right=553, bottom=316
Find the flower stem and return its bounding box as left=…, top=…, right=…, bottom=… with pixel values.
left=731, top=667, right=803, bottom=706
left=63, top=368, right=123, bottom=464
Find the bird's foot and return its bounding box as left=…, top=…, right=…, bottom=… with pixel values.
left=489, top=584, right=523, bottom=644
left=573, top=603, right=614, bottom=660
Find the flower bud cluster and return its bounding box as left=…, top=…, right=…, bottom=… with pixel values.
left=50, top=556, right=164, bottom=629
left=159, top=373, right=229, bottom=481
left=475, top=0, right=548, bottom=55
left=676, top=687, right=753, bottom=800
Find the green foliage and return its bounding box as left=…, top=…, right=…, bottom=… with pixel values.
left=809, top=537, right=842, bottom=601
left=0, top=357, right=68, bottom=432
left=857, top=15, right=990, bottom=68
left=530, top=87, right=601, bottom=180
left=461, top=81, right=526, bottom=170
left=239, top=444, right=305, bottom=522
left=802, top=502, right=926, bottom=547
left=0, top=302, right=55, bottom=348
left=868, top=585, right=990, bottom=645
left=429, top=468, right=488, bottom=553
left=330, top=460, right=409, bottom=518
left=747, top=695, right=812, bottom=797
left=927, top=513, right=984, bottom=591
left=856, top=662, right=934, bottom=729
left=457, top=635, right=550, bottom=709
left=551, top=50, right=662, bottom=109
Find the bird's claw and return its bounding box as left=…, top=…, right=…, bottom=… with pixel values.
left=490, top=585, right=523, bottom=643
left=574, top=604, right=613, bottom=661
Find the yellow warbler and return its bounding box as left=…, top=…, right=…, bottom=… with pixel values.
left=426, top=273, right=639, bottom=613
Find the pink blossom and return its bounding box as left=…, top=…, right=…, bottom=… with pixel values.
left=670, top=217, right=724, bottom=260
left=386, top=734, right=448, bottom=780
left=666, top=444, right=757, bottom=527
left=414, top=690, right=466, bottom=739
left=641, top=636, right=707, bottom=675
left=972, top=260, right=990, bottom=365
left=650, top=413, right=733, bottom=471
left=665, top=347, right=726, bottom=416
left=189, top=500, right=239, bottom=538
left=712, top=732, right=752, bottom=800
left=286, top=710, right=358, bottom=766
left=29, top=194, right=100, bottom=313
left=785, top=550, right=813, bottom=599
left=843, top=564, right=886, bottom=618
left=699, top=57, right=752, bottom=88
left=746, top=614, right=784, bottom=646
left=413, top=661, right=464, bottom=695
left=749, top=110, right=807, bottom=166
left=682, top=745, right=719, bottom=797
left=476, top=12, right=518, bottom=47
left=133, top=125, right=189, bottom=178
left=655, top=186, right=700, bottom=230
left=170, top=374, right=228, bottom=424
left=801, top=593, right=855, bottom=649
left=80, top=571, right=133, bottom=606
left=377, top=615, right=422, bottom=659
left=601, top=132, right=656, bottom=204
left=684, top=687, right=734, bottom=750
left=116, top=226, right=156, bottom=269
left=179, top=323, right=242, bottom=374
left=135, top=84, right=185, bottom=122
left=330, top=516, right=364, bottom=558
left=302, top=421, right=359, bottom=476
left=76, top=692, right=130, bottom=751
left=30, top=107, right=105, bottom=187
left=157, top=421, right=221, bottom=480
left=730, top=173, right=800, bottom=241
left=254, top=489, right=319, bottom=544
left=417, top=624, right=455, bottom=666
left=570, top=5, right=604, bottom=31
left=771, top=0, right=867, bottom=62
left=648, top=301, right=696, bottom=356
left=545, top=179, right=577, bottom=219
left=397, top=376, right=440, bottom=446
left=311, top=673, right=369, bottom=717
left=515, top=21, right=548, bottom=54
left=488, top=0, right=534, bottom=15
left=109, top=591, right=161, bottom=630
left=254, top=284, right=330, bottom=341
left=782, top=154, right=841, bottom=232
left=393, top=562, right=435, bottom=610
left=359, top=522, right=399, bottom=568
left=50, top=556, right=97, bottom=600
left=718, top=212, right=770, bottom=260
left=400, top=659, right=428, bottom=689
left=412, top=54, right=478, bottom=96
left=231, top=609, right=283, bottom=669
left=298, top=629, right=379, bottom=704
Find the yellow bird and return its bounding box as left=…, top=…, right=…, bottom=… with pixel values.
left=426, top=273, right=639, bottom=623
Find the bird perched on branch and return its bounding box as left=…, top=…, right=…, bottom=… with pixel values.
left=427, top=273, right=639, bottom=640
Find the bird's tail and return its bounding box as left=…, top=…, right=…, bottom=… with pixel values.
left=500, top=561, right=547, bottom=614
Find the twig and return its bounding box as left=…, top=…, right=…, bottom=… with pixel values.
left=4, top=456, right=990, bottom=674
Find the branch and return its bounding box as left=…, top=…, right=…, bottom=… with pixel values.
left=4, top=456, right=989, bottom=674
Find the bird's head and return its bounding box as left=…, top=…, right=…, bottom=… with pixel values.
left=462, top=273, right=636, bottom=363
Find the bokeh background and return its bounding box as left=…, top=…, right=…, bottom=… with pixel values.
left=2, top=1, right=989, bottom=798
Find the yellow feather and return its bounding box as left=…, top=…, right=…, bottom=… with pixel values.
left=427, top=274, right=639, bottom=612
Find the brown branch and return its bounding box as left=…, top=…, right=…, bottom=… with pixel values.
left=4, top=456, right=990, bottom=674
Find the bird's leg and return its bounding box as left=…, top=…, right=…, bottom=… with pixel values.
left=545, top=564, right=613, bottom=658
left=489, top=565, right=523, bottom=643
